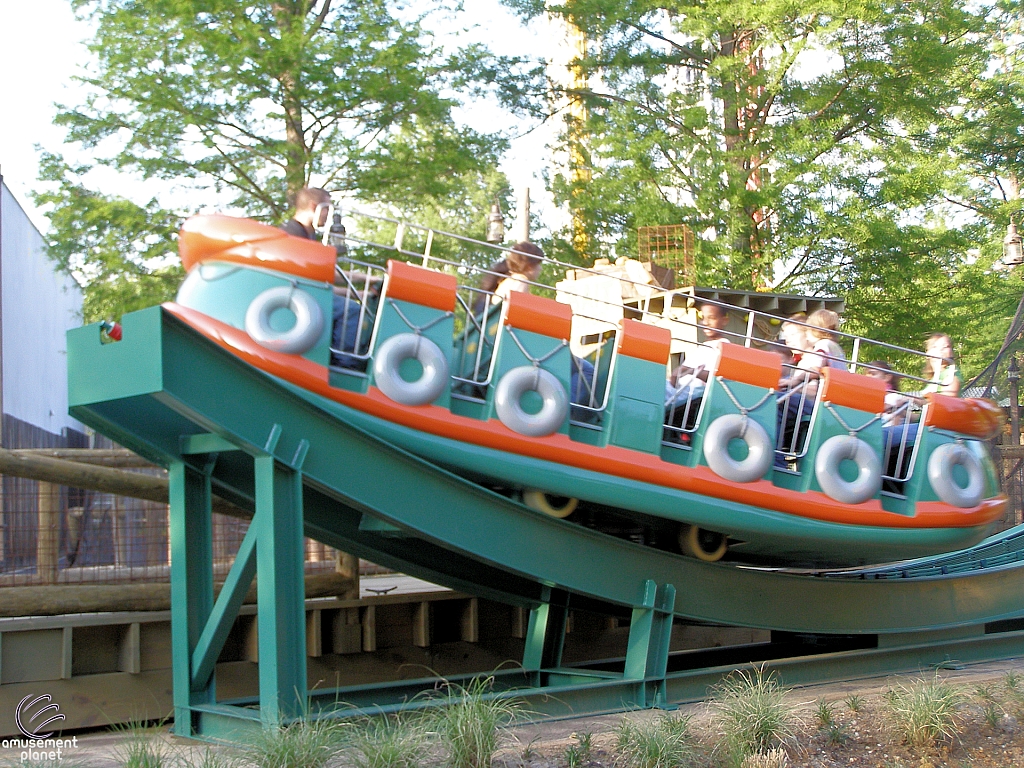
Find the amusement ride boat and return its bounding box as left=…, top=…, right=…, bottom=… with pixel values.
left=162, top=210, right=1005, bottom=568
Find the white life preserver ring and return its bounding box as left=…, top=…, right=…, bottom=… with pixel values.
left=372, top=333, right=449, bottom=406
left=928, top=442, right=984, bottom=508
left=244, top=286, right=324, bottom=355
left=702, top=414, right=773, bottom=483
left=522, top=490, right=579, bottom=518
left=814, top=435, right=881, bottom=505
left=494, top=366, right=568, bottom=437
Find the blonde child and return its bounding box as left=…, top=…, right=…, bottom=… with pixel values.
left=922, top=333, right=961, bottom=397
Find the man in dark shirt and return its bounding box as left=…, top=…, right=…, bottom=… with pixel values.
left=281, top=187, right=331, bottom=240
left=280, top=187, right=373, bottom=368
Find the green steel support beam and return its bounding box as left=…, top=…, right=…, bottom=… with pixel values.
left=169, top=459, right=216, bottom=737
left=254, top=453, right=308, bottom=726
left=181, top=433, right=240, bottom=455
left=623, top=581, right=676, bottom=708
left=190, top=522, right=258, bottom=690
left=523, top=588, right=569, bottom=675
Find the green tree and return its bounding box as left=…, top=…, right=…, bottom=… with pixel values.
left=512, top=0, right=1024, bottom=378
left=40, top=0, right=536, bottom=321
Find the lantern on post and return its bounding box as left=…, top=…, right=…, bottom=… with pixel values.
left=1004, top=218, right=1023, bottom=267
left=485, top=202, right=505, bottom=244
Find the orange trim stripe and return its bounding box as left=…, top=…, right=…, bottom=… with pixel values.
left=715, top=344, right=782, bottom=389
left=924, top=394, right=1005, bottom=439
left=821, top=368, right=887, bottom=413
left=505, top=292, right=572, bottom=339
left=164, top=303, right=1006, bottom=531
left=618, top=319, right=671, bottom=365
left=179, top=215, right=336, bottom=283
left=385, top=261, right=457, bottom=312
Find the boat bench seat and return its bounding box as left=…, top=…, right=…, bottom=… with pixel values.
left=682, top=344, right=783, bottom=472
left=366, top=260, right=457, bottom=408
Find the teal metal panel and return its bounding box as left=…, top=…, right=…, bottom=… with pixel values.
left=67, top=310, right=164, bottom=407
left=603, top=356, right=667, bottom=452
left=176, top=263, right=334, bottom=366
left=610, top=397, right=664, bottom=453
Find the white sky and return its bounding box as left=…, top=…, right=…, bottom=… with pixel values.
left=0, top=1, right=566, bottom=236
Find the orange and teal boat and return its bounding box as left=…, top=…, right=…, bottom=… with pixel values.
left=165, top=213, right=1006, bottom=567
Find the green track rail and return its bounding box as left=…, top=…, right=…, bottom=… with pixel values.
left=67, top=307, right=1024, bottom=737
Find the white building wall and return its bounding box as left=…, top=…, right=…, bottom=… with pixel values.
left=1, top=180, right=84, bottom=436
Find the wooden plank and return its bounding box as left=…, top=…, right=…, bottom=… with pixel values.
left=413, top=602, right=430, bottom=648
left=119, top=622, right=141, bottom=674
left=460, top=598, right=478, bottom=643
left=331, top=608, right=362, bottom=655
left=362, top=605, right=376, bottom=653
left=62, top=626, right=72, bottom=679
left=306, top=610, right=322, bottom=658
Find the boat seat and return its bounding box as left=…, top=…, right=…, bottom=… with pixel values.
left=895, top=394, right=1001, bottom=507
left=365, top=260, right=457, bottom=408
left=680, top=344, right=782, bottom=473
left=597, top=319, right=671, bottom=453
left=484, top=292, right=573, bottom=437
left=779, top=368, right=887, bottom=499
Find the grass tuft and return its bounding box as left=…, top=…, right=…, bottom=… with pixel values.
left=1005, top=670, right=1020, bottom=690
left=564, top=732, right=594, bottom=768
left=346, top=713, right=426, bottom=768
left=614, top=714, right=694, bottom=768
left=424, top=676, right=524, bottom=768
left=844, top=693, right=863, bottom=713
left=710, top=666, right=797, bottom=766
left=113, top=722, right=168, bottom=768
left=813, top=698, right=834, bottom=729
left=243, top=718, right=347, bottom=768
left=882, top=674, right=967, bottom=747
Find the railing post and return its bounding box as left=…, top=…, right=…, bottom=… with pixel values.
left=1009, top=355, right=1020, bottom=446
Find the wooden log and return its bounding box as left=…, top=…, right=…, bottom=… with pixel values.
left=0, top=572, right=358, bottom=617
left=37, top=481, right=60, bottom=584
left=0, top=448, right=247, bottom=520
left=14, top=449, right=156, bottom=468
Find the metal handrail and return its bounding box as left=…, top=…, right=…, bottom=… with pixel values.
left=324, top=208, right=955, bottom=395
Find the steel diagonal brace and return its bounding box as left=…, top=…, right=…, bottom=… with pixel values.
left=189, top=523, right=258, bottom=690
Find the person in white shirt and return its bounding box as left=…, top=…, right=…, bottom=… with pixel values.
left=664, top=302, right=731, bottom=440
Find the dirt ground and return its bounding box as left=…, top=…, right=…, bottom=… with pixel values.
left=12, top=658, right=1024, bottom=767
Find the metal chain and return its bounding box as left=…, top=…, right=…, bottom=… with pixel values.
left=715, top=377, right=776, bottom=417
left=387, top=299, right=453, bottom=336
left=824, top=402, right=882, bottom=436
left=506, top=328, right=567, bottom=367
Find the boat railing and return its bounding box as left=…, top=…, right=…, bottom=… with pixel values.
left=332, top=209, right=948, bottom=391
left=774, top=368, right=823, bottom=464
left=328, top=259, right=387, bottom=368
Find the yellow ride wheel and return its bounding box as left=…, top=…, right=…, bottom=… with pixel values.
left=522, top=490, right=579, bottom=518
left=679, top=524, right=728, bottom=562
